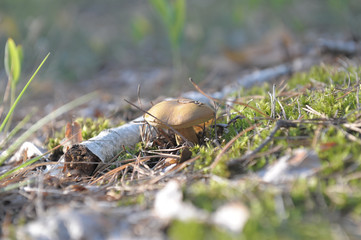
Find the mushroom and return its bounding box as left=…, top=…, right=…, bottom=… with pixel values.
left=144, top=99, right=215, bottom=145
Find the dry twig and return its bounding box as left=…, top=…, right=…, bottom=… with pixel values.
left=227, top=120, right=297, bottom=170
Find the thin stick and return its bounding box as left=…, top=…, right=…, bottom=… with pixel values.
left=90, top=156, right=152, bottom=185
left=246, top=120, right=296, bottom=160
left=277, top=99, right=287, bottom=120
left=227, top=120, right=297, bottom=168
left=189, top=78, right=270, bottom=118
left=137, top=84, right=143, bottom=109
left=357, top=81, right=360, bottom=110
left=268, top=92, right=275, bottom=119
left=146, top=156, right=200, bottom=185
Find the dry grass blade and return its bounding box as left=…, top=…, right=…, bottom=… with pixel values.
left=336, top=126, right=361, bottom=145
left=189, top=78, right=270, bottom=118
left=277, top=99, right=287, bottom=119
left=335, top=88, right=356, bottom=100
left=343, top=123, right=361, bottom=134
left=0, top=140, right=70, bottom=182
left=146, top=155, right=200, bottom=185
left=303, top=105, right=327, bottom=118
left=0, top=172, right=27, bottom=188
left=148, top=146, right=185, bottom=152
left=63, top=121, right=83, bottom=153
left=90, top=156, right=152, bottom=185
left=145, top=151, right=181, bottom=159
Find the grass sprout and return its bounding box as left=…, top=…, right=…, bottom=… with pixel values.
left=149, top=0, right=186, bottom=85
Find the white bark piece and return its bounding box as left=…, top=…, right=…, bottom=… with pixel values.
left=8, top=141, right=47, bottom=164
left=318, top=38, right=360, bottom=55
left=16, top=205, right=164, bottom=240
left=83, top=116, right=144, bottom=163
left=154, top=180, right=208, bottom=221
left=211, top=202, right=249, bottom=232
left=154, top=181, right=250, bottom=232
left=259, top=148, right=321, bottom=184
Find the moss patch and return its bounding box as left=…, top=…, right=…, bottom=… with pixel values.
left=174, top=65, right=361, bottom=238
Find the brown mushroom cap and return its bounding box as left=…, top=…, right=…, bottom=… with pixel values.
left=144, top=99, right=214, bottom=129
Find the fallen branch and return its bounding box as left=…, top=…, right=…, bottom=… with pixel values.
left=318, top=38, right=361, bottom=55
left=183, top=64, right=292, bottom=106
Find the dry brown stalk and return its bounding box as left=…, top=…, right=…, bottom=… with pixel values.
left=312, top=124, right=323, bottom=148
left=146, top=155, right=200, bottom=185
left=335, top=89, right=357, bottom=100
left=246, top=145, right=283, bottom=166
left=189, top=78, right=270, bottom=118
left=90, top=156, right=152, bottom=185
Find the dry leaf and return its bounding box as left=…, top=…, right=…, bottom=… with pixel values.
left=63, top=121, right=83, bottom=153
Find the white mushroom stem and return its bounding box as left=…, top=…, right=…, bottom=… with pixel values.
left=175, top=127, right=198, bottom=145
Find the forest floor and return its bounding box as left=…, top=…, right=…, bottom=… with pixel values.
left=1, top=33, right=361, bottom=239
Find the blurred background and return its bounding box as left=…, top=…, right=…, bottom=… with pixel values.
left=0, top=0, right=360, bottom=103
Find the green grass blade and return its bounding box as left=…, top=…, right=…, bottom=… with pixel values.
left=4, top=38, right=21, bottom=86
left=17, top=45, right=23, bottom=66
left=0, top=177, right=34, bottom=192
left=4, top=39, right=11, bottom=79
left=0, top=155, right=43, bottom=181
left=149, top=0, right=170, bottom=25
left=173, top=0, right=186, bottom=44
left=0, top=112, right=33, bottom=150
left=0, top=91, right=97, bottom=167
left=0, top=52, right=50, bottom=133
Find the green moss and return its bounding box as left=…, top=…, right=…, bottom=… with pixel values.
left=192, top=144, right=215, bottom=171
left=318, top=126, right=361, bottom=176
left=168, top=220, right=236, bottom=240
left=222, top=117, right=251, bottom=143
left=172, top=178, right=335, bottom=240
left=168, top=220, right=207, bottom=240
left=288, top=65, right=349, bottom=88
left=75, top=117, right=113, bottom=140
left=47, top=117, right=114, bottom=150
left=184, top=180, right=232, bottom=212
left=221, top=65, right=361, bottom=171
left=166, top=65, right=361, bottom=239
left=191, top=143, right=231, bottom=177
left=47, top=136, right=61, bottom=151
left=116, top=193, right=145, bottom=207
